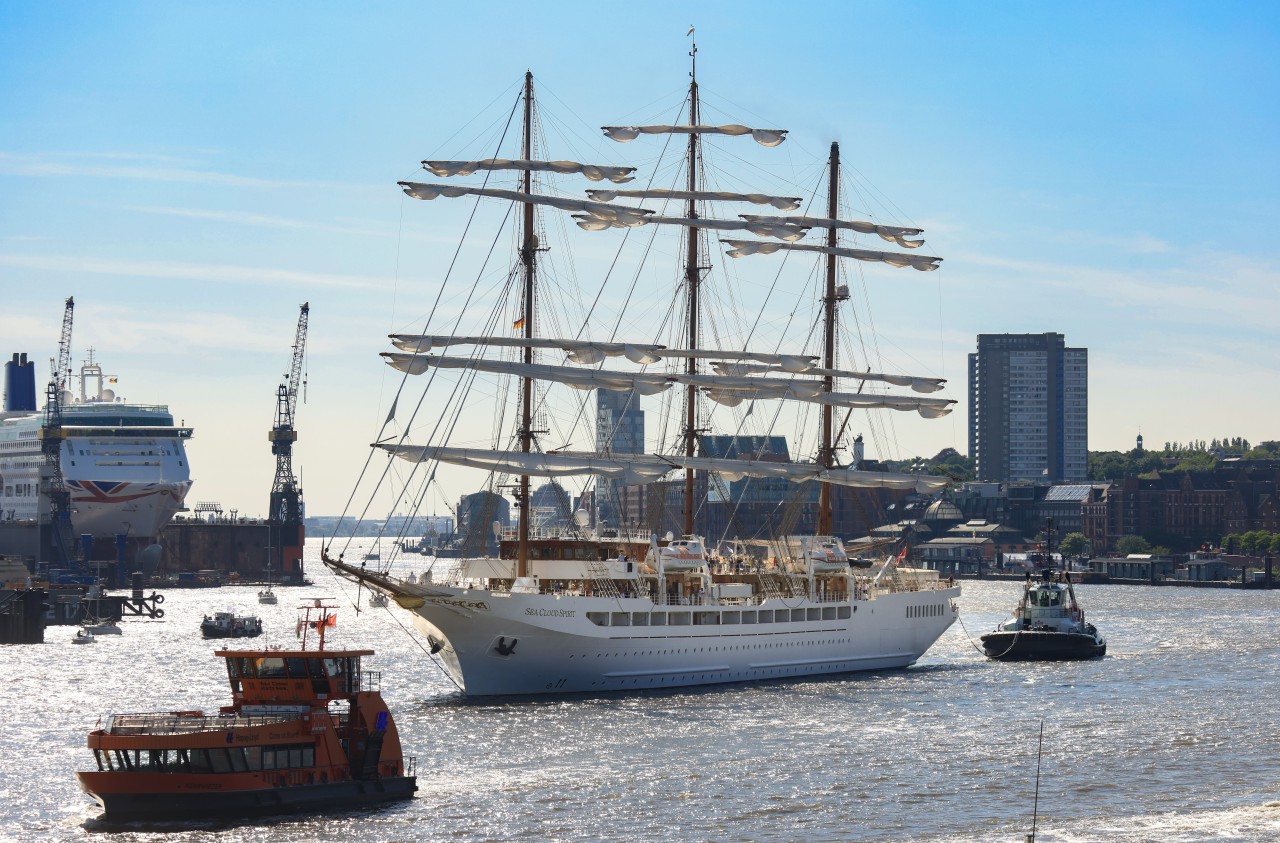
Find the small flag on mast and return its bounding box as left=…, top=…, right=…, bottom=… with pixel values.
left=513, top=317, right=526, bottom=330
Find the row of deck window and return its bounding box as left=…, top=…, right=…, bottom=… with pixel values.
left=906, top=603, right=947, bottom=618
left=94, top=743, right=317, bottom=774
left=586, top=605, right=854, bottom=627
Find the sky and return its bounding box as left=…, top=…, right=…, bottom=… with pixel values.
left=2, top=1, right=1278, bottom=521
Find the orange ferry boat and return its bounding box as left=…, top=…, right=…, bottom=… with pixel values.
left=76, top=600, right=417, bottom=819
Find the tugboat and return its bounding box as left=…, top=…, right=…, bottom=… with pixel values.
left=981, top=569, right=1106, bottom=660
left=200, top=611, right=264, bottom=639
left=76, top=600, right=417, bottom=819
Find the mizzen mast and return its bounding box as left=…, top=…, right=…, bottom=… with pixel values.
left=817, top=142, right=839, bottom=536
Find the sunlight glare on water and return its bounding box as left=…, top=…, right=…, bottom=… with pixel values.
left=4, top=539, right=1279, bottom=842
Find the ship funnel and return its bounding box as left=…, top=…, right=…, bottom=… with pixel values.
left=4, top=353, right=37, bottom=412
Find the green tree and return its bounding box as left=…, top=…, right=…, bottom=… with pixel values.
left=1057, top=532, right=1089, bottom=559
left=1269, top=533, right=1280, bottom=555
left=1116, top=535, right=1151, bottom=556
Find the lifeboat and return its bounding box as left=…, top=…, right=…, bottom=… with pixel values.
left=76, top=600, right=417, bottom=819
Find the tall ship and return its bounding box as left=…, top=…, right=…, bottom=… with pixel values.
left=324, top=45, right=960, bottom=697
left=0, top=342, right=193, bottom=545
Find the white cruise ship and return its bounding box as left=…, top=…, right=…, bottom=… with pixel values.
left=323, top=57, right=959, bottom=696
left=0, top=351, right=193, bottom=540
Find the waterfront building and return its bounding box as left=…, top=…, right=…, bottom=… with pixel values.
left=456, top=490, right=509, bottom=555
left=594, top=388, right=644, bottom=530
left=968, top=332, right=1087, bottom=483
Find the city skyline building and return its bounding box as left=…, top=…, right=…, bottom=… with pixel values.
left=594, top=388, right=644, bottom=529
left=968, top=332, right=1088, bottom=484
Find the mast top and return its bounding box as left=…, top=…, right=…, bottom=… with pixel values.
left=688, top=26, right=697, bottom=79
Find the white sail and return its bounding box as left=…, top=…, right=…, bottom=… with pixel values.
left=422, top=158, right=636, bottom=184
left=398, top=182, right=654, bottom=226
left=378, top=444, right=949, bottom=493
left=383, top=353, right=951, bottom=416
left=740, top=214, right=925, bottom=248
left=388, top=335, right=816, bottom=371
left=574, top=213, right=809, bottom=241
left=709, top=361, right=946, bottom=394
left=602, top=124, right=787, bottom=146
left=382, top=353, right=673, bottom=395
left=379, top=445, right=676, bottom=485
left=587, top=189, right=802, bottom=210
left=722, top=239, right=943, bottom=272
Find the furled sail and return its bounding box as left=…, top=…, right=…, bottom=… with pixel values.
left=383, top=353, right=951, bottom=416
left=739, top=214, right=925, bottom=248
left=721, top=239, right=943, bottom=272
left=382, top=353, right=673, bottom=395
left=574, top=214, right=808, bottom=241
left=602, top=125, right=787, bottom=147
left=379, top=445, right=676, bottom=486
left=388, top=335, right=816, bottom=372
left=422, top=158, right=636, bottom=184
left=378, top=444, right=949, bottom=493
left=398, top=182, right=654, bottom=226
left=586, top=189, right=802, bottom=210
left=708, top=361, right=946, bottom=394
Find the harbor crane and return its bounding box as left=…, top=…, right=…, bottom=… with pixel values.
left=268, top=302, right=309, bottom=582
left=40, top=296, right=75, bottom=564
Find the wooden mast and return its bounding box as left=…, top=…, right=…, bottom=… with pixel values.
left=817, top=142, right=839, bottom=536
left=682, top=38, right=701, bottom=539
left=517, top=70, right=536, bottom=578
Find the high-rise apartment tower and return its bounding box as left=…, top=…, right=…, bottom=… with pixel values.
left=968, top=333, right=1087, bottom=483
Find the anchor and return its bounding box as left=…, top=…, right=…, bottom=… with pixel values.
left=494, top=636, right=519, bottom=656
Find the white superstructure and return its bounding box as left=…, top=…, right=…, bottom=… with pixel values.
left=0, top=352, right=192, bottom=539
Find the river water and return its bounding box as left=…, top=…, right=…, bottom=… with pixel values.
left=4, top=539, right=1279, bottom=842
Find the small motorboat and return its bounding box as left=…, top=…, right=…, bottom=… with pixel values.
left=77, top=600, right=417, bottom=819
left=73, top=629, right=95, bottom=645
left=200, top=611, right=264, bottom=639
left=258, top=586, right=278, bottom=605
left=368, top=592, right=388, bottom=608
left=82, top=617, right=122, bottom=635
left=980, top=570, right=1106, bottom=661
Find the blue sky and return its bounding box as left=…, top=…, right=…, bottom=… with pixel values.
left=2, top=2, right=1278, bottom=518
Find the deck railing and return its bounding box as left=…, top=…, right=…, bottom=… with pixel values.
left=105, top=710, right=303, bottom=736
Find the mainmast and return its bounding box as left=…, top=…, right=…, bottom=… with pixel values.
left=817, top=143, right=839, bottom=536
left=682, top=38, right=701, bottom=538
left=517, top=70, right=536, bottom=579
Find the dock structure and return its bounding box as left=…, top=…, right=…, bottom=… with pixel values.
left=0, top=588, right=47, bottom=644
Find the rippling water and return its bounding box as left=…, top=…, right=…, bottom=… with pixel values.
left=5, top=540, right=1280, bottom=842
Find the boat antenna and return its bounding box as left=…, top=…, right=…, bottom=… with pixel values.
left=1027, top=719, right=1044, bottom=843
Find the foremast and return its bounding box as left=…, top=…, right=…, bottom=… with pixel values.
left=517, top=70, right=536, bottom=579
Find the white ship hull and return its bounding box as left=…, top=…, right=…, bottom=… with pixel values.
left=403, top=584, right=959, bottom=696
left=0, top=411, right=192, bottom=540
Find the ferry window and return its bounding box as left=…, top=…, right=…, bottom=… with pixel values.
left=188, top=749, right=213, bottom=773
left=226, top=659, right=241, bottom=679
left=176, top=748, right=190, bottom=771
left=257, top=657, right=287, bottom=677
left=307, top=658, right=326, bottom=678
left=288, top=747, right=303, bottom=768
left=244, top=746, right=262, bottom=771
left=324, top=657, right=345, bottom=677
left=286, top=658, right=308, bottom=678
left=229, top=747, right=249, bottom=773
left=302, top=746, right=315, bottom=767
left=209, top=749, right=232, bottom=774
left=262, top=749, right=277, bottom=771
